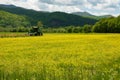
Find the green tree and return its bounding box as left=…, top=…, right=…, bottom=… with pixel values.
left=92, top=19, right=108, bottom=33
left=37, top=21, right=44, bottom=35
left=37, top=21, right=43, bottom=28
left=67, top=26, right=74, bottom=33
left=73, top=27, right=82, bottom=33
left=83, top=25, right=92, bottom=33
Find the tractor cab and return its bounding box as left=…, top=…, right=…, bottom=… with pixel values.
left=29, top=26, right=43, bottom=36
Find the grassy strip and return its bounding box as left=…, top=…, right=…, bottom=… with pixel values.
left=0, top=32, right=29, bottom=38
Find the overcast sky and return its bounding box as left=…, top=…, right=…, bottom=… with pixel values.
left=0, top=0, right=120, bottom=16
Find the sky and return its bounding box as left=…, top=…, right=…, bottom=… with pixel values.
left=0, top=0, right=120, bottom=16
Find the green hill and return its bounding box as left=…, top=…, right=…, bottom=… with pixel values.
left=0, top=10, right=30, bottom=28
left=0, top=4, right=98, bottom=27
left=72, top=12, right=113, bottom=20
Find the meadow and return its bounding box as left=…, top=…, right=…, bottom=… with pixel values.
left=0, top=33, right=120, bottom=80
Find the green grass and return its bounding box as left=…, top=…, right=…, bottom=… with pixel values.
left=0, top=33, right=120, bottom=80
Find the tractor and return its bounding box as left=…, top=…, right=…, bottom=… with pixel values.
left=28, top=26, right=43, bottom=36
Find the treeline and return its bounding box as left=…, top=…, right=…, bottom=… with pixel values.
left=0, top=27, right=29, bottom=32
left=93, top=16, right=120, bottom=33
left=0, top=24, right=93, bottom=33
left=1, top=16, right=120, bottom=33
left=44, top=15, right=120, bottom=33
left=43, top=25, right=92, bottom=33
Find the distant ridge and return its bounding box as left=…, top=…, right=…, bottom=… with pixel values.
left=72, top=12, right=113, bottom=20
left=0, top=4, right=16, bottom=8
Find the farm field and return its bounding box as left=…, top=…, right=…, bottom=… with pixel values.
left=0, top=33, right=120, bottom=80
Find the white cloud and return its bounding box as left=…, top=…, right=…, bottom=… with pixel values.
left=46, top=5, right=82, bottom=13
left=13, top=0, right=40, bottom=11
left=0, top=0, right=120, bottom=16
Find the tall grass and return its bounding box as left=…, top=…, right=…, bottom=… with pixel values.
left=0, top=33, right=120, bottom=80
left=0, top=32, right=28, bottom=38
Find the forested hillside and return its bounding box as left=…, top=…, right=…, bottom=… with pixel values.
left=0, top=4, right=97, bottom=27
left=0, top=10, right=30, bottom=28
left=0, top=10, right=30, bottom=32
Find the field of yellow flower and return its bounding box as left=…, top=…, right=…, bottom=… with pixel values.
left=0, top=33, right=120, bottom=80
